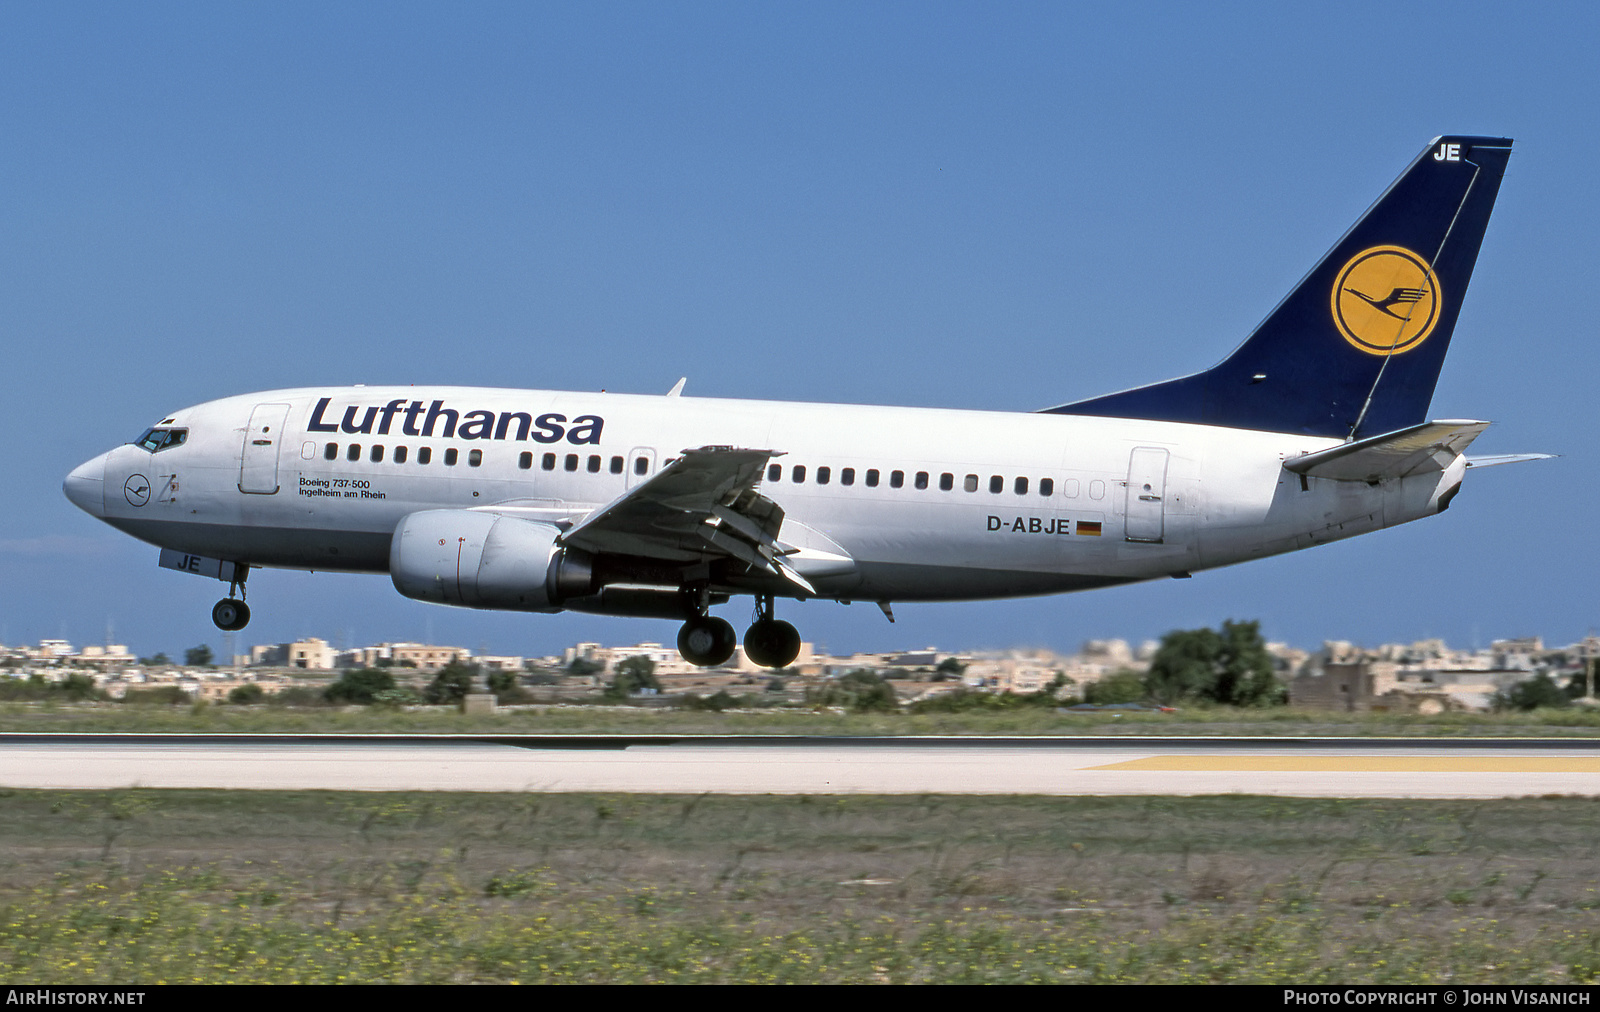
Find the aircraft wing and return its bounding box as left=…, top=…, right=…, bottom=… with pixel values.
left=1283, top=420, right=1491, bottom=483
left=557, top=445, right=816, bottom=594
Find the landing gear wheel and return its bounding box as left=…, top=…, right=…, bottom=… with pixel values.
left=212, top=598, right=250, bottom=631
left=678, top=616, right=737, bottom=667
left=743, top=619, right=801, bottom=669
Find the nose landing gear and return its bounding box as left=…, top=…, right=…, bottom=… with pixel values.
left=211, top=568, right=250, bottom=631
left=211, top=598, right=250, bottom=631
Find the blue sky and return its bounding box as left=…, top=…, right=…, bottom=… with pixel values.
left=5, top=2, right=1596, bottom=660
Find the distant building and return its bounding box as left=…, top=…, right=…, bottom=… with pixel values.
left=1291, top=660, right=1527, bottom=713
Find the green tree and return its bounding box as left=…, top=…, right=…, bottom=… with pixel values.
left=1084, top=669, right=1147, bottom=704
left=806, top=669, right=897, bottom=713
left=184, top=644, right=214, bottom=667
left=1492, top=673, right=1570, bottom=712
left=227, top=683, right=265, bottom=705
left=1144, top=620, right=1284, bottom=707
left=605, top=656, right=661, bottom=701
left=423, top=660, right=479, bottom=705
left=0, top=674, right=103, bottom=702
left=138, top=653, right=171, bottom=667
left=568, top=657, right=604, bottom=677
left=933, top=657, right=968, bottom=681
left=268, top=685, right=326, bottom=707
left=324, top=667, right=396, bottom=705
left=121, top=686, right=189, bottom=705
left=371, top=687, right=424, bottom=708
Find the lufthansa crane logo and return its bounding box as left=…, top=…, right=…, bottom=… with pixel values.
left=1330, top=245, right=1441, bottom=356
left=123, top=474, right=151, bottom=507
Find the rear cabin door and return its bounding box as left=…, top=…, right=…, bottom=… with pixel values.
left=239, top=403, right=291, bottom=494
left=1123, top=446, right=1169, bottom=543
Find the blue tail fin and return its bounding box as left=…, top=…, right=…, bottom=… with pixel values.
left=1044, top=136, right=1512, bottom=439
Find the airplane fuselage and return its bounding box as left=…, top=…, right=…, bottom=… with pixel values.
left=68, top=385, right=1458, bottom=605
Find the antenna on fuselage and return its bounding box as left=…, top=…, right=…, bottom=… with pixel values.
left=666, top=377, right=687, bottom=397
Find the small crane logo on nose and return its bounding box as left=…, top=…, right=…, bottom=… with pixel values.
left=124, top=474, right=151, bottom=507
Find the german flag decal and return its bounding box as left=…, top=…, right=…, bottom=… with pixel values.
left=1076, top=521, right=1102, bottom=537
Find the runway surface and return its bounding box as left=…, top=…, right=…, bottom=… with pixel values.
left=4, top=734, right=1600, bottom=797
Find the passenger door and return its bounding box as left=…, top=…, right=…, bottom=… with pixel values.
left=1124, top=446, right=1169, bottom=543
left=239, top=403, right=291, bottom=494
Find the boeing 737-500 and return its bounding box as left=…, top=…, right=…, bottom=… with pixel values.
left=63, top=136, right=1545, bottom=668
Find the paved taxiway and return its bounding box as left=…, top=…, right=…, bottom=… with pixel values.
left=4, top=735, right=1600, bottom=797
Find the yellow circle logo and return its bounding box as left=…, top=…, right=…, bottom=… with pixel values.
left=1330, top=245, right=1441, bottom=356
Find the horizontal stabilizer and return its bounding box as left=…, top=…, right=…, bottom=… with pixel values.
left=1284, top=420, right=1489, bottom=483
left=1464, top=453, right=1556, bottom=469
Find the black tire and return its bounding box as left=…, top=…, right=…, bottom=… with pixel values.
left=678, top=616, right=737, bottom=667
left=743, top=619, right=801, bottom=669
left=212, top=599, right=250, bottom=631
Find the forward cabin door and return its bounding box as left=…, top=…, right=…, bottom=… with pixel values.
left=1124, top=446, right=1169, bottom=543
left=239, top=403, right=291, bottom=494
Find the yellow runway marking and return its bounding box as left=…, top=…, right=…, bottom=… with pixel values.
left=1091, top=756, right=1600, bottom=772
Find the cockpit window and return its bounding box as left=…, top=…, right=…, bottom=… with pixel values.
left=134, top=427, right=188, bottom=452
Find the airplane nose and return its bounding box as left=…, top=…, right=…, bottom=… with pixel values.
left=63, top=453, right=107, bottom=517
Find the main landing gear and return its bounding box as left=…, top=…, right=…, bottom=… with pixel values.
left=676, top=592, right=801, bottom=669
left=743, top=594, right=801, bottom=669
left=211, top=569, right=250, bottom=631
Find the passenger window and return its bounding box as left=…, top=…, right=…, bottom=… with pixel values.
left=1039, top=478, right=1053, bottom=496
left=418, top=447, right=432, bottom=465
left=543, top=453, right=557, bottom=471
left=587, top=455, right=601, bottom=473
left=1089, top=479, right=1106, bottom=500
left=767, top=464, right=781, bottom=482
left=301, top=441, right=316, bottom=460
left=324, top=443, right=338, bottom=461
left=444, top=448, right=459, bottom=466
left=610, top=456, right=624, bottom=475
left=841, top=468, right=855, bottom=486
left=1015, top=476, right=1028, bottom=495
left=866, top=469, right=880, bottom=487
left=518, top=452, right=533, bottom=470
left=635, top=456, right=650, bottom=476
left=370, top=445, right=384, bottom=463
left=915, top=472, right=929, bottom=490
left=989, top=475, right=1003, bottom=493
left=793, top=465, right=806, bottom=483
left=817, top=466, right=830, bottom=485
left=347, top=444, right=362, bottom=462
left=468, top=449, right=482, bottom=467
left=939, top=473, right=953, bottom=491
left=889, top=471, right=904, bottom=488
left=564, top=454, right=578, bottom=471
left=394, top=446, right=408, bottom=464
left=1064, top=478, right=1080, bottom=498
left=964, top=474, right=978, bottom=493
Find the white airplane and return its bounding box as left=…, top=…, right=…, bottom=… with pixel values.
left=64, top=135, right=1545, bottom=668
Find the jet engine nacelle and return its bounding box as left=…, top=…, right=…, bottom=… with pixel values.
left=390, top=509, right=595, bottom=612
